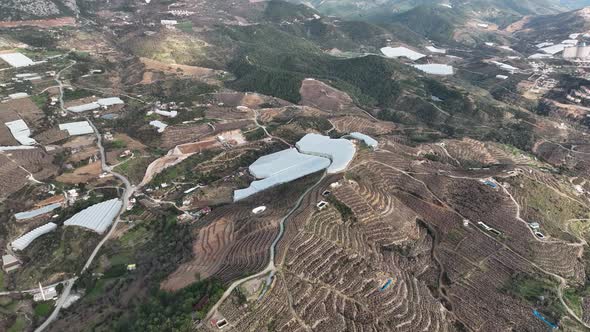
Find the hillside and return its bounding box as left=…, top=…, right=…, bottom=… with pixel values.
left=0, top=0, right=79, bottom=20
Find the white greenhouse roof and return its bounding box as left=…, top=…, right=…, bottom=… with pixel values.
left=426, top=46, right=446, bottom=54
left=350, top=132, right=378, bottom=148
left=0, top=146, right=36, bottom=151
left=155, top=110, right=178, bottom=118
left=413, top=64, right=454, bottom=75
left=490, top=61, right=519, bottom=72
left=0, top=53, right=35, bottom=67
left=64, top=198, right=122, bottom=233
left=380, top=47, right=426, bottom=61
left=8, top=92, right=28, bottom=99
left=234, top=148, right=330, bottom=201
left=11, top=223, right=58, bottom=251
left=150, top=120, right=168, bottom=133
left=67, top=102, right=100, bottom=113
left=540, top=44, right=566, bottom=55
left=15, top=203, right=62, bottom=220
left=59, top=121, right=94, bottom=136
left=5, top=119, right=37, bottom=145
left=296, top=134, right=355, bottom=173
left=97, top=97, right=124, bottom=106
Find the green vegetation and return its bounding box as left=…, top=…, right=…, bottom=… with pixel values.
left=62, top=88, right=94, bottom=102
left=176, top=21, right=193, bottom=33
left=265, top=0, right=318, bottom=22
left=34, top=301, right=54, bottom=318
left=327, top=195, right=357, bottom=223
left=244, top=128, right=266, bottom=141
left=114, top=279, right=224, bottom=331
left=502, top=273, right=564, bottom=322
left=7, top=316, right=25, bottom=332
left=31, top=93, right=48, bottom=109
left=114, top=155, right=156, bottom=185
left=384, top=5, right=462, bottom=43
left=151, top=150, right=221, bottom=186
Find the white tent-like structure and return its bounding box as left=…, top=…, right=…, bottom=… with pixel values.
left=5, top=119, right=37, bottom=145
left=14, top=203, right=62, bottom=220
left=64, top=198, right=122, bottom=233
left=59, top=121, right=94, bottom=136
left=296, top=134, right=356, bottom=173
left=234, top=148, right=330, bottom=201
left=11, top=223, right=58, bottom=251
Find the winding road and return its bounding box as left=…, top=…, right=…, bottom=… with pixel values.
left=34, top=60, right=135, bottom=332
left=203, top=173, right=327, bottom=325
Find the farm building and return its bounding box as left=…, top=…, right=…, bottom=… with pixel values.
left=0, top=53, right=35, bottom=67
left=11, top=222, right=58, bottom=251
left=64, top=198, right=122, bottom=233
left=349, top=132, right=378, bottom=149
left=14, top=202, right=62, bottom=220
left=234, top=148, right=330, bottom=201
left=2, top=254, right=20, bottom=272
left=59, top=121, right=94, bottom=136
left=296, top=133, right=355, bottom=173
left=5, top=119, right=37, bottom=145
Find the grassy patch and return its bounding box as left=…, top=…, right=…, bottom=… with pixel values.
left=244, top=127, right=266, bottom=141
left=502, top=273, right=564, bottom=322
left=327, top=195, right=357, bottom=223
left=34, top=301, right=54, bottom=318
left=114, top=279, right=225, bottom=330
left=63, top=89, right=94, bottom=102
left=31, top=93, right=48, bottom=109
left=114, top=156, right=156, bottom=185
left=176, top=21, right=193, bottom=33
left=7, top=316, right=25, bottom=332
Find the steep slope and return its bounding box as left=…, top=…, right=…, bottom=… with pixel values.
left=514, top=6, right=590, bottom=41
left=0, top=0, right=79, bottom=20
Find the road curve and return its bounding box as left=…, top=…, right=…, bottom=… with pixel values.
left=35, top=62, right=135, bottom=332
left=203, top=172, right=327, bottom=324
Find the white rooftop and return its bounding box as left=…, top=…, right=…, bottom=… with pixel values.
left=64, top=198, right=122, bottom=233
left=380, top=46, right=426, bottom=61
left=540, top=44, right=567, bottom=55
left=5, top=119, right=37, bottom=145
left=15, top=203, right=62, bottom=220
left=234, top=148, right=330, bottom=201
left=59, top=121, right=94, bottom=136
left=11, top=223, right=58, bottom=251
left=8, top=92, right=28, bottom=100
left=67, top=102, right=100, bottom=113
left=490, top=61, right=519, bottom=72
left=155, top=110, right=178, bottom=118
left=350, top=132, right=378, bottom=148
left=97, top=97, right=124, bottom=106
left=426, top=46, right=446, bottom=54
left=413, top=64, right=454, bottom=75
left=296, top=133, right=356, bottom=173
left=150, top=120, right=168, bottom=133
left=0, top=53, right=35, bottom=67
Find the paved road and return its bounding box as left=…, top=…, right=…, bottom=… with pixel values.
left=203, top=173, right=327, bottom=324
left=35, top=61, right=135, bottom=332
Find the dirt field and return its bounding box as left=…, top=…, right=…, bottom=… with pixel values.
left=140, top=57, right=223, bottom=85
left=161, top=217, right=234, bottom=291
left=0, top=17, right=76, bottom=28
left=0, top=97, right=45, bottom=126
left=299, top=78, right=356, bottom=113
left=56, top=161, right=102, bottom=184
